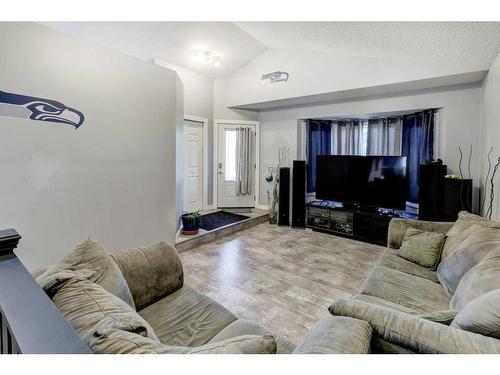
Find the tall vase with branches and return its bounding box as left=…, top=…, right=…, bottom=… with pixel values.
left=266, top=145, right=288, bottom=224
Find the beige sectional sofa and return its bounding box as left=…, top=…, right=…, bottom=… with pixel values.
left=34, top=239, right=372, bottom=354
left=329, top=212, right=500, bottom=354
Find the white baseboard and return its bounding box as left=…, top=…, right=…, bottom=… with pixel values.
left=255, top=204, right=269, bottom=211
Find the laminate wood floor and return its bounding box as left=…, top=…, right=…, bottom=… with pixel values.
left=179, top=223, right=384, bottom=344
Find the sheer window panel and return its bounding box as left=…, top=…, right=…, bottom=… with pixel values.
left=225, top=129, right=237, bottom=181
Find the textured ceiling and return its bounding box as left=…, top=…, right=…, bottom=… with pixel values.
left=40, top=22, right=267, bottom=78
left=41, top=22, right=500, bottom=79
left=235, top=22, right=500, bottom=70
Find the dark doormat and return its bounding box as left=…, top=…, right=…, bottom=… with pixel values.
left=200, top=211, right=249, bottom=231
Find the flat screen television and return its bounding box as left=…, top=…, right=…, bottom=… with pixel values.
left=316, top=155, right=408, bottom=210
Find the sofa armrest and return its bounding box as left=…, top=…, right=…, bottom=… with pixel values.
left=293, top=316, right=372, bottom=354
left=387, top=218, right=454, bottom=249
left=329, top=299, right=500, bottom=354
left=111, top=242, right=183, bottom=310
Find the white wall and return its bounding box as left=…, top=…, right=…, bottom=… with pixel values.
left=0, top=23, right=182, bottom=270
left=154, top=59, right=215, bottom=207
left=480, top=52, right=500, bottom=220
left=154, top=59, right=213, bottom=120
left=214, top=78, right=259, bottom=121
left=258, top=84, right=483, bottom=211
left=153, top=64, right=260, bottom=209
left=225, top=48, right=484, bottom=108
left=175, top=76, right=185, bottom=226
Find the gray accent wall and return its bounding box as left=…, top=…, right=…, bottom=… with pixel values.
left=0, top=22, right=182, bottom=269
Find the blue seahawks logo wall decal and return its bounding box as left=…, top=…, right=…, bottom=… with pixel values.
left=0, top=90, right=85, bottom=129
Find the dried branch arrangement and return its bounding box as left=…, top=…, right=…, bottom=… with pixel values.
left=266, top=145, right=289, bottom=224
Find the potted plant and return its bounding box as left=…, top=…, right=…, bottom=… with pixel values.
left=181, top=210, right=202, bottom=235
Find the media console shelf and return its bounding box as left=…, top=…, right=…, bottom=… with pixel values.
left=306, top=200, right=405, bottom=246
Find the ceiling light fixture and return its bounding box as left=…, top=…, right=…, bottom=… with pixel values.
left=192, top=50, right=221, bottom=67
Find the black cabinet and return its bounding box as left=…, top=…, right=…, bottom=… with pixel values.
left=419, top=164, right=474, bottom=221
left=443, top=179, right=473, bottom=221
left=306, top=201, right=397, bottom=246
left=353, top=212, right=392, bottom=245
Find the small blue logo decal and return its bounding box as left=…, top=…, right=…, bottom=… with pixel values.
left=0, top=90, right=84, bottom=129
left=260, top=71, right=289, bottom=85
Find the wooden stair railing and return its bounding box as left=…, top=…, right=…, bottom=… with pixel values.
left=0, top=229, right=91, bottom=354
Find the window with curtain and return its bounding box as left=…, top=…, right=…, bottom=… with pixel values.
left=306, top=110, right=435, bottom=202
left=402, top=110, right=435, bottom=202
left=306, top=120, right=331, bottom=193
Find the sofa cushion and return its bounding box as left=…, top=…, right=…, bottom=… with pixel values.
left=438, top=226, right=500, bottom=296
left=36, top=239, right=135, bottom=309
left=451, top=248, right=500, bottom=310
left=208, top=319, right=296, bottom=354
left=293, top=316, right=372, bottom=354
left=329, top=298, right=500, bottom=354
left=53, top=278, right=158, bottom=352
left=354, top=295, right=457, bottom=324
left=376, top=248, right=439, bottom=282
left=451, top=289, right=500, bottom=339
left=352, top=294, right=419, bottom=314
left=419, top=310, right=459, bottom=325
left=111, top=242, right=183, bottom=310
left=138, top=285, right=237, bottom=347
left=92, top=328, right=276, bottom=354
left=360, top=266, right=450, bottom=314
left=441, top=211, right=498, bottom=260
left=387, top=218, right=452, bottom=250
left=397, top=228, right=445, bottom=270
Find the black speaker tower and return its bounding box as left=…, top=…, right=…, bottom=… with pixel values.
left=419, top=164, right=446, bottom=221
left=278, top=167, right=290, bottom=226
left=292, top=160, right=306, bottom=228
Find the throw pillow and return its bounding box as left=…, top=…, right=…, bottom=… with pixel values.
left=451, top=289, right=500, bottom=339
left=36, top=239, right=135, bottom=309
left=450, top=248, right=500, bottom=310
left=92, top=329, right=277, bottom=354
left=441, top=211, right=499, bottom=260
left=397, top=228, right=446, bottom=270
left=53, top=278, right=158, bottom=350
left=437, top=226, right=500, bottom=296
left=110, top=242, right=183, bottom=310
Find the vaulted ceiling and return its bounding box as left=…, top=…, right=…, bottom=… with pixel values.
left=236, top=22, right=500, bottom=70
left=40, top=22, right=266, bottom=78
left=42, top=22, right=500, bottom=78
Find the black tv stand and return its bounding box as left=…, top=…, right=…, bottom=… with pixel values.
left=306, top=200, right=404, bottom=246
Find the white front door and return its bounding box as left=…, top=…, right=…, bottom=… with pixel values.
left=217, top=123, right=256, bottom=208
left=183, top=121, right=203, bottom=213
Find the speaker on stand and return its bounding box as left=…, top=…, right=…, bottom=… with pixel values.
left=419, top=164, right=446, bottom=221
left=292, top=160, right=306, bottom=228
left=278, top=167, right=290, bottom=226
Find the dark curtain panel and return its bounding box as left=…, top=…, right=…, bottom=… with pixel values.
left=402, top=110, right=435, bottom=202
left=307, top=120, right=332, bottom=193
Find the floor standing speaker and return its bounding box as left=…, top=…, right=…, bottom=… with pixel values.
left=278, top=167, right=290, bottom=226
left=292, top=160, right=306, bottom=228
left=419, top=164, right=447, bottom=221
left=443, top=178, right=473, bottom=221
